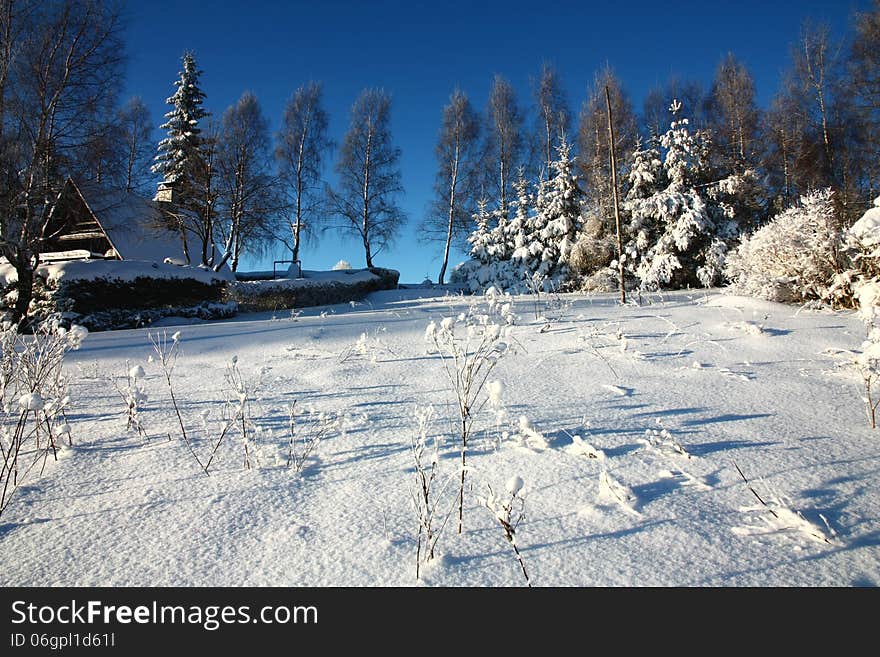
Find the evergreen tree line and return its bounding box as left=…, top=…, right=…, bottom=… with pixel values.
left=445, top=8, right=880, bottom=291
left=2, top=1, right=879, bottom=333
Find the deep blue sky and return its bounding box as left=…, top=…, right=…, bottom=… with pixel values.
left=121, top=0, right=870, bottom=282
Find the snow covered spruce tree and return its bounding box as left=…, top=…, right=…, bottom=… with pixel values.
left=621, top=137, right=664, bottom=280
left=454, top=141, right=582, bottom=293
left=152, top=52, right=210, bottom=264
left=523, top=138, right=582, bottom=286
left=454, top=198, right=519, bottom=292
left=623, top=100, right=744, bottom=290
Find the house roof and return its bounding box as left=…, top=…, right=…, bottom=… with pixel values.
left=69, top=180, right=190, bottom=265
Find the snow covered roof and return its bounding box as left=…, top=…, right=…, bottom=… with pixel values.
left=69, top=180, right=189, bottom=265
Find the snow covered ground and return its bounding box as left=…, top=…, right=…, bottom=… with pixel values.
left=2, top=288, right=878, bottom=586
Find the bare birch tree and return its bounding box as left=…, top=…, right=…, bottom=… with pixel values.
left=117, top=96, right=154, bottom=194
left=328, top=88, right=406, bottom=268
left=578, top=66, right=637, bottom=231
left=705, top=53, right=760, bottom=173
left=532, top=63, right=570, bottom=181
left=482, top=75, right=523, bottom=218
left=276, top=81, right=332, bottom=265
left=421, top=89, right=480, bottom=285
left=214, top=92, right=279, bottom=272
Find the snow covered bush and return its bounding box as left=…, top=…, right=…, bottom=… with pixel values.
left=332, top=260, right=353, bottom=271
left=0, top=321, right=86, bottom=517
left=567, top=215, right=616, bottom=284
left=845, top=196, right=880, bottom=285
left=0, top=260, right=234, bottom=331
left=725, top=189, right=848, bottom=305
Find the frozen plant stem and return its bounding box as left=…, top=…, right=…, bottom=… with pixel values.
left=410, top=406, right=451, bottom=580
left=430, top=321, right=506, bottom=533
left=484, top=481, right=531, bottom=587
left=149, top=331, right=208, bottom=475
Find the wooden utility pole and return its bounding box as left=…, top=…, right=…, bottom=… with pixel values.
left=605, top=86, right=626, bottom=304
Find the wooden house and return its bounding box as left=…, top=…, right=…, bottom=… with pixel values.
left=41, top=178, right=189, bottom=264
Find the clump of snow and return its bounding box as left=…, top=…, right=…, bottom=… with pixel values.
left=506, top=475, right=524, bottom=496
left=18, top=392, right=44, bottom=411
left=129, top=365, right=146, bottom=379
left=486, top=380, right=504, bottom=407
left=516, top=416, right=549, bottom=450
left=567, top=434, right=605, bottom=461
left=332, top=260, right=353, bottom=271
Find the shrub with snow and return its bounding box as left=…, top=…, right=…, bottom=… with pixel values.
left=332, top=260, right=353, bottom=271
left=0, top=320, right=85, bottom=516
left=725, top=189, right=847, bottom=305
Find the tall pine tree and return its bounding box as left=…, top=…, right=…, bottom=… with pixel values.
left=152, top=52, right=210, bottom=263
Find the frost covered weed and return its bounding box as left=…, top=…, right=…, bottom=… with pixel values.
left=425, top=289, right=515, bottom=533
left=639, top=419, right=691, bottom=458
left=202, top=355, right=259, bottom=472
left=526, top=274, right=572, bottom=331
left=732, top=462, right=838, bottom=545
left=149, top=330, right=209, bottom=473
left=486, top=380, right=508, bottom=449
left=408, top=406, right=453, bottom=580
left=283, top=401, right=336, bottom=473
left=577, top=324, right=623, bottom=378
left=338, top=327, right=396, bottom=363
left=225, top=356, right=257, bottom=469
left=0, top=321, right=85, bottom=517
left=481, top=476, right=531, bottom=587
left=113, top=363, right=149, bottom=439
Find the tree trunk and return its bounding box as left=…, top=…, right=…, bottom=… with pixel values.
left=13, top=262, right=33, bottom=331
left=364, top=236, right=373, bottom=268
left=605, top=86, right=626, bottom=305
left=439, top=144, right=460, bottom=286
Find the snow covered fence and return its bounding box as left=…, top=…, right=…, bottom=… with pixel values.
left=0, top=260, right=234, bottom=331
left=226, top=267, right=399, bottom=312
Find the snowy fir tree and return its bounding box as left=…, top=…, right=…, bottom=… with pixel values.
left=468, top=198, right=494, bottom=265
left=508, top=170, right=534, bottom=266
left=623, top=100, right=729, bottom=289
left=622, top=137, right=664, bottom=274
left=152, top=52, right=209, bottom=207
left=454, top=140, right=583, bottom=292
left=526, top=138, right=582, bottom=283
